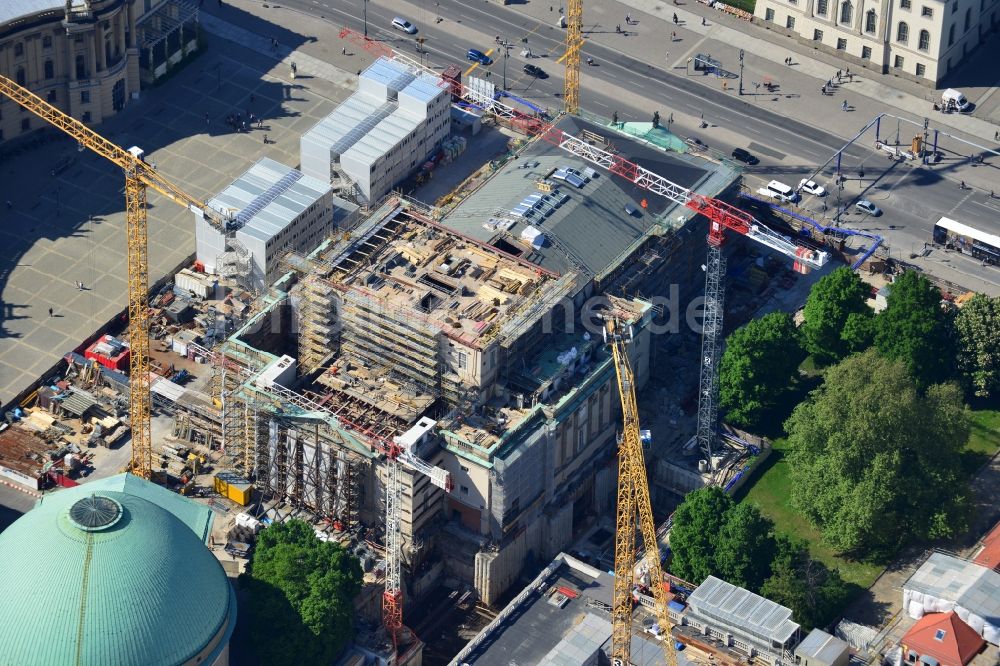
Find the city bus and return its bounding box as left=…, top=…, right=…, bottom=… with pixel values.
left=933, top=217, right=1000, bottom=265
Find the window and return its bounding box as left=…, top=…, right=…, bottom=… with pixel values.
left=16, top=68, right=26, bottom=86
left=921, top=5, right=932, bottom=17
left=897, top=21, right=909, bottom=42
left=21, top=118, right=30, bottom=132
left=765, top=7, right=775, bottom=20
left=840, top=1, right=853, bottom=23
left=80, top=90, right=90, bottom=104
left=894, top=54, right=905, bottom=67
left=816, top=0, right=828, bottom=14
left=47, top=90, right=57, bottom=103
left=43, top=35, right=53, bottom=49
left=900, top=0, right=910, bottom=7
left=14, top=42, right=24, bottom=57
left=934, top=629, right=947, bottom=641
left=948, top=24, right=955, bottom=45
left=83, top=111, right=91, bottom=122
left=786, top=15, right=796, bottom=28
left=459, top=465, right=469, bottom=472
left=965, top=8, right=971, bottom=31
left=459, top=485, right=469, bottom=495
left=814, top=28, right=824, bottom=40
left=44, top=60, right=54, bottom=79
left=916, top=63, right=926, bottom=75
left=576, top=429, right=586, bottom=454
left=862, top=45, right=872, bottom=58
left=837, top=37, right=848, bottom=49
left=75, top=54, right=86, bottom=79
left=919, top=29, right=930, bottom=50
left=865, top=9, right=877, bottom=33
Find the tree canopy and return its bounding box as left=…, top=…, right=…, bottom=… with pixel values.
left=668, top=487, right=734, bottom=584
left=245, top=519, right=363, bottom=666
left=954, top=293, right=1000, bottom=399
left=719, top=312, right=804, bottom=429
left=800, top=267, right=872, bottom=364
left=760, top=536, right=852, bottom=631
left=714, top=503, right=777, bottom=592
left=874, top=271, right=955, bottom=388
left=785, top=349, right=970, bottom=558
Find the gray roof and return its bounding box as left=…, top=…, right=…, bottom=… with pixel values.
left=207, top=157, right=330, bottom=243
left=439, top=116, right=710, bottom=278
left=905, top=552, right=1000, bottom=622
left=456, top=553, right=665, bottom=665
left=687, top=575, right=800, bottom=646
left=0, top=0, right=61, bottom=24
left=795, top=628, right=850, bottom=664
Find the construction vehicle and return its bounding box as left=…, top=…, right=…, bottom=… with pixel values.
left=0, top=74, right=235, bottom=480
left=604, top=317, right=676, bottom=666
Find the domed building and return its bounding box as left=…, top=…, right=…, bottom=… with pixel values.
left=0, top=473, right=236, bottom=666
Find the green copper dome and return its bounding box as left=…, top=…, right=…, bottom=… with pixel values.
left=0, top=474, right=235, bottom=666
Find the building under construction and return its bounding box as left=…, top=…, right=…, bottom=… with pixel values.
left=152, top=110, right=749, bottom=609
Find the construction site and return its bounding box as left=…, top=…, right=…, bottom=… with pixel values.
left=0, top=12, right=845, bottom=664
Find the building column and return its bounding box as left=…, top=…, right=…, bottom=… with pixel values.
left=128, top=2, right=137, bottom=48
left=87, top=33, right=97, bottom=78
left=95, top=22, right=106, bottom=71
left=118, top=12, right=127, bottom=56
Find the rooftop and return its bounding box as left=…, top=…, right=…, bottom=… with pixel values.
left=206, top=157, right=330, bottom=242
left=452, top=552, right=666, bottom=665
left=973, top=520, right=1000, bottom=572
left=686, top=575, right=800, bottom=647
left=323, top=207, right=574, bottom=347
left=904, top=552, right=1000, bottom=630
left=0, top=0, right=61, bottom=25
left=902, top=611, right=985, bottom=666
left=795, top=628, right=851, bottom=663
left=0, top=474, right=233, bottom=666
left=439, top=116, right=711, bottom=277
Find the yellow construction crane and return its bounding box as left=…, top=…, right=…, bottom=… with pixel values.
left=604, top=317, right=677, bottom=666
left=564, top=0, right=583, bottom=113
left=0, top=75, right=231, bottom=479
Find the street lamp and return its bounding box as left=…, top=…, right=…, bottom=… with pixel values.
left=738, top=49, right=744, bottom=96
left=500, top=39, right=512, bottom=90
left=363, top=0, right=368, bottom=38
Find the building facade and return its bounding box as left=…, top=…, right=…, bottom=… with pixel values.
left=753, top=0, right=999, bottom=86
left=0, top=0, right=199, bottom=146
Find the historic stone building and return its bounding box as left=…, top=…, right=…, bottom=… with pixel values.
left=753, top=0, right=999, bottom=86
left=0, top=0, right=199, bottom=145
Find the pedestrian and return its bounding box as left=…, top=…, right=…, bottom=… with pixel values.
left=995, top=130, right=999, bottom=141
left=671, top=31, right=676, bottom=41
left=77, top=281, right=83, bottom=291
left=48, top=308, right=53, bottom=317
left=848, top=73, right=853, bottom=82
left=842, top=100, right=848, bottom=111
left=258, top=119, right=264, bottom=129
left=205, top=112, right=210, bottom=124
left=845, top=67, right=850, bottom=76
left=673, top=12, right=678, bottom=23
left=821, top=85, right=826, bottom=95
left=702, top=16, right=707, bottom=25
left=342, top=47, right=347, bottom=55
left=263, top=134, right=268, bottom=144
left=625, top=13, right=631, bottom=23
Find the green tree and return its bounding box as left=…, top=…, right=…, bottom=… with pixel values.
left=761, top=536, right=852, bottom=630
left=719, top=312, right=805, bottom=428
left=874, top=271, right=954, bottom=388
left=785, top=350, right=970, bottom=558
left=669, top=487, right=734, bottom=584
left=954, top=293, right=1000, bottom=398
left=714, top=503, right=776, bottom=591
left=245, top=520, right=363, bottom=665
left=801, top=267, right=872, bottom=363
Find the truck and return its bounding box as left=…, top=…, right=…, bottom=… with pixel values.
left=940, top=88, right=970, bottom=113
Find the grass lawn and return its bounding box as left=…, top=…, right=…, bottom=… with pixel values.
left=725, top=0, right=757, bottom=12
left=737, top=408, right=1000, bottom=589
left=737, top=439, right=883, bottom=588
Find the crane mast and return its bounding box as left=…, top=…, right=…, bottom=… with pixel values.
left=605, top=318, right=677, bottom=666
left=0, top=74, right=230, bottom=479
left=563, top=0, right=583, bottom=113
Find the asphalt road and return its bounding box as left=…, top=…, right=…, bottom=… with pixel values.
left=279, top=0, right=1000, bottom=287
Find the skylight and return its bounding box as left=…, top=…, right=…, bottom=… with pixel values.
left=934, top=629, right=947, bottom=641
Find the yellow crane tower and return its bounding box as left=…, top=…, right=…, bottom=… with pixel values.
left=0, top=75, right=231, bottom=479
left=564, top=0, right=583, bottom=113
left=604, top=317, right=677, bottom=666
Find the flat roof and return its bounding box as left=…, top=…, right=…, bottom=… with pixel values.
left=905, top=552, right=1000, bottom=622
left=439, top=116, right=710, bottom=277
left=795, top=628, right=850, bottom=663
left=687, top=576, right=800, bottom=646
left=0, top=0, right=60, bottom=24
left=207, top=157, right=330, bottom=242
left=454, top=553, right=665, bottom=665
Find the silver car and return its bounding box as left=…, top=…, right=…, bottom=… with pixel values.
left=392, top=17, right=417, bottom=34
left=854, top=199, right=882, bottom=216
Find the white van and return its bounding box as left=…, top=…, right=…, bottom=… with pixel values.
left=757, top=180, right=799, bottom=203
left=941, top=88, right=970, bottom=112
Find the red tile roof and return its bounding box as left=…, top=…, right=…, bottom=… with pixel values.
left=902, top=611, right=985, bottom=666
left=973, top=520, right=1000, bottom=572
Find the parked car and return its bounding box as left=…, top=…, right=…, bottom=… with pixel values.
left=391, top=17, right=417, bottom=34
left=523, top=64, right=547, bottom=78
left=854, top=199, right=882, bottom=216
left=467, top=48, right=492, bottom=65
left=684, top=136, right=707, bottom=150
left=731, top=147, right=759, bottom=165
left=798, top=179, right=826, bottom=196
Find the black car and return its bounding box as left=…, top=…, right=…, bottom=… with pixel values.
left=523, top=64, right=547, bottom=78
left=731, top=147, right=759, bottom=165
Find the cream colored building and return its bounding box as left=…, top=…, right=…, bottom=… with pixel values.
left=753, top=0, right=999, bottom=86
left=0, top=0, right=199, bottom=145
